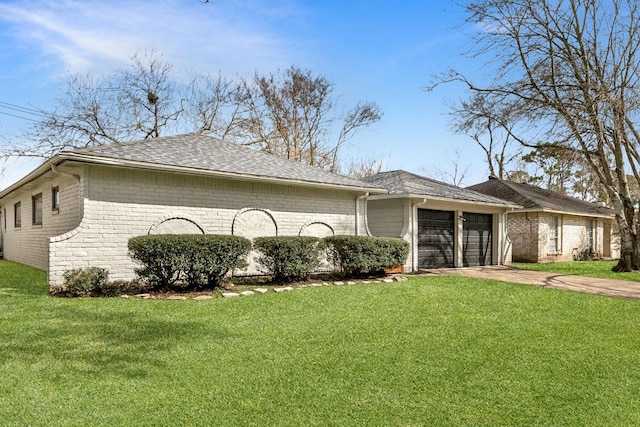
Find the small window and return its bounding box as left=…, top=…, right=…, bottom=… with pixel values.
left=586, top=219, right=594, bottom=249
left=14, top=202, right=21, bottom=228
left=548, top=216, right=559, bottom=253
left=32, top=193, right=43, bottom=226
left=52, top=187, right=60, bottom=211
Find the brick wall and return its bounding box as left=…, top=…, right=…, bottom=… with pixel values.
left=48, top=165, right=367, bottom=285
left=507, top=211, right=615, bottom=263
left=1, top=169, right=83, bottom=271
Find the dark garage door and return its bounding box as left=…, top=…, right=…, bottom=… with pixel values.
left=463, top=212, right=493, bottom=267
left=418, top=209, right=455, bottom=268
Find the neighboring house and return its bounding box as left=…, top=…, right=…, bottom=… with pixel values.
left=467, top=177, right=618, bottom=263
left=363, top=170, right=520, bottom=272
left=0, top=134, right=386, bottom=286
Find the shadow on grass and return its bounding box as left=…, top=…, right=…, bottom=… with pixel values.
left=0, top=260, right=49, bottom=296
left=0, top=303, right=236, bottom=379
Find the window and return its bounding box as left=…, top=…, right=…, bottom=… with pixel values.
left=2, top=208, right=5, bottom=230
left=548, top=216, right=559, bottom=253
left=14, top=202, right=21, bottom=228
left=586, top=219, right=594, bottom=249
left=32, top=193, right=42, bottom=226
left=52, top=187, right=60, bottom=211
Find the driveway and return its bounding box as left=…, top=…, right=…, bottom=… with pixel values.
left=420, top=265, right=640, bottom=299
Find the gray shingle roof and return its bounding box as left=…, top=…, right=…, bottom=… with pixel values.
left=362, top=170, right=517, bottom=206
left=467, top=177, right=615, bottom=217
left=67, top=133, right=382, bottom=191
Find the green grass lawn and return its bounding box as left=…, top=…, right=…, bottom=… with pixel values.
left=2, top=260, right=640, bottom=426
left=513, top=259, right=640, bottom=282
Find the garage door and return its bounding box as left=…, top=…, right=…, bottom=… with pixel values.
left=463, top=212, right=493, bottom=267
left=418, top=209, right=455, bottom=268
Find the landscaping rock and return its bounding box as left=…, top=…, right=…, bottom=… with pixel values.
left=166, top=295, right=187, bottom=300
left=347, top=281, right=356, bottom=285
left=240, top=290, right=255, bottom=296
left=334, top=281, right=344, bottom=285
left=193, top=295, right=214, bottom=300
left=393, top=275, right=408, bottom=282
left=222, top=292, right=240, bottom=298
left=274, top=286, right=294, bottom=293
left=382, top=278, right=394, bottom=283
left=134, top=293, right=151, bottom=298
left=254, top=288, right=269, bottom=294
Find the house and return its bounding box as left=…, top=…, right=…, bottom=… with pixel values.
left=467, top=177, right=618, bottom=262
left=362, top=170, right=520, bottom=271
left=0, top=134, right=387, bottom=286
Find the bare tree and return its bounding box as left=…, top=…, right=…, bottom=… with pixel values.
left=10, top=51, right=186, bottom=158
left=449, top=92, right=524, bottom=179
left=430, top=0, right=640, bottom=271
left=239, top=66, right=382, bottom=172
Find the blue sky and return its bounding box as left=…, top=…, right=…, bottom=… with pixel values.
left=0, top=0, right=485, bottom=189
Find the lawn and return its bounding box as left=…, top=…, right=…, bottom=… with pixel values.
left=513, top=259, right=640, bottom=282
left=2, top=260, right=640, bottom=426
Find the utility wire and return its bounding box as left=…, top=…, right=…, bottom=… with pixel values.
left=0, top=100, right=50, bottom=123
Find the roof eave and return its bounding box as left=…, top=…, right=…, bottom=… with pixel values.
left=515, top=207, right=615, bottom=218
left=368, top=192, right=521, bottom=209
left=2, top=152, right=387, bottom=197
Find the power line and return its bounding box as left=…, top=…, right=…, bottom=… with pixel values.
left=0, top=100, right=50, bottom=123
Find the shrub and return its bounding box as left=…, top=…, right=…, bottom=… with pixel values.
left=128, top=235, right=186, bottom=288
left=55, top=267, right=109, bottom=297
left=128, top=234, right=251, bottom=289
left=254, top=236, right=323, bottom=283
left=180, top=235, right=252, bottom=288
left=323, top=235, right=409, bottom=277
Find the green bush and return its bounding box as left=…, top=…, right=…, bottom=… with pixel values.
left=254, top=236, right=323, bottom=283
left=180, top=235, right=252, bottom=287
left=323, top=235, right=409, bottom=277
left=56, top=267, right=109, bottom=297
left=128, top=235, right=186, bottom=288
left=128, top=234, right=251, bottom=289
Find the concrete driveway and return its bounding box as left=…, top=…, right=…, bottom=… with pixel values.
left=420, top=265, right=640, bottom=299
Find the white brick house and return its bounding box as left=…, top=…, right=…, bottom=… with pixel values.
left=0, top=134, right=386, bottom=286
left=468, top=177, right=618, bottom=262
left=363, top=171, right=519, bottom=271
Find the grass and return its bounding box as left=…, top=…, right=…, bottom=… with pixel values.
left=2, top=260, right=640, bottom=426
left=513, top=259, right=640, bottom=282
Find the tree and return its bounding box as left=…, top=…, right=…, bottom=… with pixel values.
left=449, top=92, right=524, bottom=180
left=13, top=51, right=186, bottom=158
left=7, top=59, right=382, bottom=177
left=430, top=0, right=640, bottom=271
left=238, top=66, right=382, bottom=172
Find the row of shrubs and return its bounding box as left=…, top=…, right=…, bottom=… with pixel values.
left=55, top=234, right=409, bottom=296
left=129, top=234, right=409, bottom=288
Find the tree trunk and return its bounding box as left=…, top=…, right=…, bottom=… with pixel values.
left=612, top=214, right=639, bottom=272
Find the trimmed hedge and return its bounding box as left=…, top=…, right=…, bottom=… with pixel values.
left=128, top=234, right=251, bottom=289
left=254, top=236, right=323, bottom=283
left=323, top=235, right=409, bottom=277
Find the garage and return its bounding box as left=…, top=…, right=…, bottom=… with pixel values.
left=462, top=212, right=493, bottom=266
left=417, top=208, right=455, bottom=268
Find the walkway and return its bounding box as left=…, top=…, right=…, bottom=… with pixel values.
left=420, top=265, right=640, bottom=299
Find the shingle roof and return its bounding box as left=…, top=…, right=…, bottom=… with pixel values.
left=362, top=170, right=517, bottom=206
left=65, top=133, right=383, bottom=191
left=467, top=177, right=615, bottom=217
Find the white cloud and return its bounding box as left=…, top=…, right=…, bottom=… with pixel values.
left=0, top=0, right=302, bottom=78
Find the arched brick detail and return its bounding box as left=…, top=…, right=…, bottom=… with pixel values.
left=298, top=221, right=335, bottom=237
left=148, top=216, right=204, bottom=235
left=231, top=207, right=278, bottom=238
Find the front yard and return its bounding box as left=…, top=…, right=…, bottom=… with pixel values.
left=1, top=260, right=640, bottom=426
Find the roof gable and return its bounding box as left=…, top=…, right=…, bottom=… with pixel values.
left=467, top=178, right=615, bottom=217
left=363, top=170, right=517, bottom=206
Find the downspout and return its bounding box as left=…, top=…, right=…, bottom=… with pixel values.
left=355, top=193, right=370, bottom=236
left=411, top=198, right=427, bottom=272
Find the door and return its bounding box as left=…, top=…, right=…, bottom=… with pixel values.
left=417, top=209, right=455, bottom=268
left=463, top=212, right=493, bottom=267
